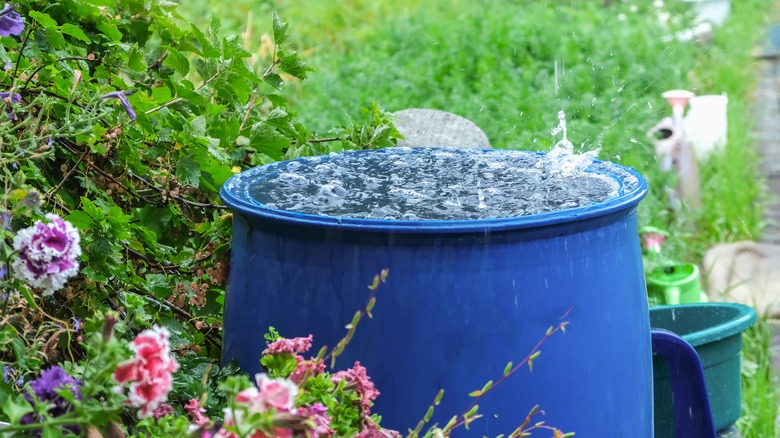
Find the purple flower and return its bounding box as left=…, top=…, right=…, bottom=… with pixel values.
left=2, top=364, right=11, bottom=383
left=72, top=317, right=81, bottom=332
left=22, top=366, right=82, bottom=435
left=0, top=4, right=24, bottom=37
left=28, top=366, right=82, bottom=402
left=11, top=213, right=81, bottom=296
left=0, top=91, right=21, bottom=120
left=100, top=90, right=137, bottom=120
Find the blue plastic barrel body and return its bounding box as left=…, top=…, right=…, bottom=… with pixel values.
left=219, top=149, right=651, bottom=436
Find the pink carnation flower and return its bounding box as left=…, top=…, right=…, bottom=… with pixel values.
left=113, top=326, right=180, bottom=419
left=263, top=335, right=313, bottom=355
left=254, top=373, right=299, bottom=412
left=289, top=357, right=326, bottom=385
left=355, top=428, right=401, bottom=438
left=11, top=213, right=81, bottom=295
left=332, top=362, right=380, bottom=414
left=185, top=398, right=211, bottom=427
left=299, top=403, right=335, bottom=438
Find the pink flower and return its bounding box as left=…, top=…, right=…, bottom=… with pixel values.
left=113, top=326, right=180, bottom=418
left=256, top=373, right=298, bottom=412
left=215, top=374, right=299, bottom=438
left=153, top=403, right=174, bottom=420
left=298, top=403, right=334, bottom=438
left=11, top=213, right=81, bottom=295
left=355, top=428, right=401, bottom=438
left=185, top=398, right=211, bottom=427
left=332, top=362, right=379, bottom=414
left=289, top=357, right=325, bottom=385
left=263, top=335, right=313, bottom=355
left=642, top=232, right=666, bottom=253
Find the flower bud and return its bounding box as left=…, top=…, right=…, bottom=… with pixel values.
left=102, top=312, right=118, bottom=343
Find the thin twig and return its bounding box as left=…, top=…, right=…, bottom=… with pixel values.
left=303, top=136, right=342, bottom=144
left=12, top=25, right=34, bottom=79
left=129, top=288, right=221, bottom=347
left=45, top=147, right=89, bottom=202
left=144, top=65, right=228, bottom=116
left=127, top=171, right=228, bottom=210
left=22, top=57, right=98, bottom=91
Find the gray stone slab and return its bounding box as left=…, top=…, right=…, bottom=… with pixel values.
left=393, top=109, right=491, bottom=149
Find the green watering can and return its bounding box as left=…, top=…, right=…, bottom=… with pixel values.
left=647, top=263, right=708, bottom=306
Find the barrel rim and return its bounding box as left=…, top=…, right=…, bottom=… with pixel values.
left=219, top=148, right=649, bottom=233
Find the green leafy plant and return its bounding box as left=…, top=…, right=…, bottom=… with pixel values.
left=0, top=0, right=399, bottom=377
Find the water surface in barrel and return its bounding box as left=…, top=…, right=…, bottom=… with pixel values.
left=244, top=147, right=621, bottom=220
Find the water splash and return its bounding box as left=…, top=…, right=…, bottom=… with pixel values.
left=542, top=110, right=600, bottom=177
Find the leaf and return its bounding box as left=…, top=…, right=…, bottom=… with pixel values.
left=126, top=47, right=148, bottom=72
left=189, top=115, right=207, bottom=137
left=61, top=24, right=92, bottom=43
left=164, top=47, right=190, bottom=76
left=279, top=51, right=309, bottom=80
left=88, top=237, right=117, bottom=263
left=503, top=361, right=513, bottom=377
left=434, top=389, right=444, bottom=405
left=65, top=210, right=94, bottom=230
left=45, top=27, right=66, bottom=49
left=42, top=423, right=66, bottom=437
left=145, top=274, right=172, bottom=300
left=80, top=197, right=105, bottom=221
left=262, top=71, right=284, bottom=90
left=205, top=137, right=229, bottom=163
left=272, top=12, right=289, bottom=45
left=137, top=206, right=172, bottom=237
left=265, top=107, right=298, bottom=139
left=190, top=25, right=220, bottom=58
left=423, top=406, right=435, bottom=422
left=97, top=20, right=123, bottom=42
left=2, top=396, right=32, bottom=424
left=7, top=189, right=26, bottom=200
left=19, top=287, right=35, bottom=307
left=106, top=206, right=132, bottom=240
left=176, top=155, right=201, bottom=188
left=28, top=11, right=58, bottom=28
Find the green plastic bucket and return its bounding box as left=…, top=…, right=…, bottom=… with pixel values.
left=650, top=303, right=757, bottom=437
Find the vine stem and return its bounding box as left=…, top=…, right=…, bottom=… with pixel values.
left=444, top=306, right=573, bottom=434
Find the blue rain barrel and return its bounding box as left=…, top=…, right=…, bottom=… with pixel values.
left=219, top=147, right=651, bottom=436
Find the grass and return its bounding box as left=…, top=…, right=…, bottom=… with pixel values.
left=738, top=318, right=779, bottom=437
left=180, top=0, right=779, bottom=435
